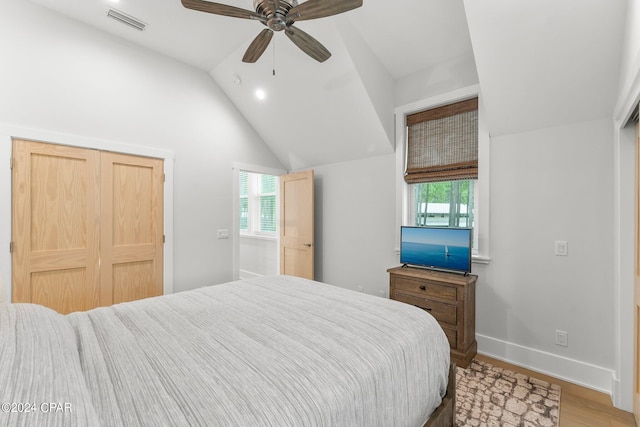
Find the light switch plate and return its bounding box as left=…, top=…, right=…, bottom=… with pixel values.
left=554, top=240, right=568, bottom=256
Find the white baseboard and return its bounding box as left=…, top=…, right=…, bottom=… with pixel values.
left=239, top=270, right=263, bottom=280
left=477, top=334, right=616, bottom=398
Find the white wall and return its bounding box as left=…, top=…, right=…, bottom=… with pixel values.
left=394, top=54, right=479, bottom=107
left=477, top=118, right=617, bottom=392
left=239, top=237, right=278, bottom=279
left=617, top=0, right=640, bottom=115
left=312, top=99, right=620, bottom=399
left=313, top=154, right=398, bottom=296
left=0, top=0, right=284, bottom=296
left=335, top=18, right=395, bottom=148
left=611, top=0, right=640, bottom=411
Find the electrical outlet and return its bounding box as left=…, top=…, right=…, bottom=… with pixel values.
left=555, top=330, right=568, bottom=347
left=554, top=240, right=568, bottom=256
left=216, top=229, right=229, bottom=239
left=379, top=290, right=386, bottom=298
left=357, top=286, right=364, bottom=293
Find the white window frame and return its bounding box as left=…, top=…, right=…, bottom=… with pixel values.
left=232, top=162, right=287, bottom=281
left=239, top=171, right=277, bottom=237
left=394, top=85, right=491, bottom=263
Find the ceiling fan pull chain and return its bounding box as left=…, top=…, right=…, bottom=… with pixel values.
left=272, top=36, right=276, bottom=76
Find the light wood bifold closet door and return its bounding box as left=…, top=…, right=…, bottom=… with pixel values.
left=100, top=151, right=164, bottom=305
left=12, top=139, right=164, bottom=314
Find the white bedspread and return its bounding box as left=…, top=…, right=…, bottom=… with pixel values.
left=1, top=275, right=449, bottom=427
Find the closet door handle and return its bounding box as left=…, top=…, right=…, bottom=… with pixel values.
left=419, top=285, right=426, bottom=291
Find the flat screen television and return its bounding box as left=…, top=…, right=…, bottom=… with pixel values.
left=400, top=226, right=472, bottom=274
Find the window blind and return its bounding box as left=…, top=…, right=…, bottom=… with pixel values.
left=259, top=175, right=276, bottom=232
left=405, top=97, right=478, bottom=184
left=239, top=171, right=249, bottom=230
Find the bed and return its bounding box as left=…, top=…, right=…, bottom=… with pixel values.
left=0, top=275, right=453, bottom=427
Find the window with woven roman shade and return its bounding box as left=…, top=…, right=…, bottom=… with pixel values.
left=405, top=97, right=478, bottom=184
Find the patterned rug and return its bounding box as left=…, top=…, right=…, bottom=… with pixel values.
left=456, top=359, right=561, bottom=427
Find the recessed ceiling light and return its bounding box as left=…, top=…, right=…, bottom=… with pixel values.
left=255, top=89, right=266, bottom=101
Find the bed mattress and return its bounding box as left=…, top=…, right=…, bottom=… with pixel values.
left=1, top=275, right=450, bottom=427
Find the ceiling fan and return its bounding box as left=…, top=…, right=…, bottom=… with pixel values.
left=181, top=0, right=363, bottom=63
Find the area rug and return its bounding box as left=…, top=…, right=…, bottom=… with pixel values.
left=456, top=359, right=561, bottom=427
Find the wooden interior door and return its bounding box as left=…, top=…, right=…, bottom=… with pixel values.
left=635, top=120, right=640, bottom=425
left=12, top=140, right=101, bottom=314
left=101, top=152, right=164, bottom=305
left=280, top=170, right=314, bottom=279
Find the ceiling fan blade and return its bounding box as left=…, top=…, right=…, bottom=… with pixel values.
left=243, top=29, right=274, bottom=63
left=181, top=0, right=263, bottom=20
left=285, top=25, right=331, bottom=63
left=288, top=0, right=362, bottom=21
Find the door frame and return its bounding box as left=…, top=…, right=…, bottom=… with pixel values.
left=232, top=162, right=286, bottom=281
left=612, top=107, right=640, bottom=411
left=635, top=119, right=640, bottom=423
left=0, top=124, right=175, bottom=302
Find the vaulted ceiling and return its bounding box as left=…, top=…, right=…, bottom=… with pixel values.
left=29, top=0, right=628, bottom=170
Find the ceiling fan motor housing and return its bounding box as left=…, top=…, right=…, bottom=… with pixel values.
left=254, top=0, right=297, bottom=31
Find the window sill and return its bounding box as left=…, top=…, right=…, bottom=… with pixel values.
left=472, top=254, right=491, bottom=265
left=240, top=233, right=277, bottom=242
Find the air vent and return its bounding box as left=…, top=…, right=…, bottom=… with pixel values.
left=107, top=9, right=146, bottom=31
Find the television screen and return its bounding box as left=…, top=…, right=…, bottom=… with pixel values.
left=400, top=226, right=472, bottom=274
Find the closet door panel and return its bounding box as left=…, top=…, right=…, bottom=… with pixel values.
left=12, top=140, right=100, bottom=314
left=101, top=152, right=164, bottom=305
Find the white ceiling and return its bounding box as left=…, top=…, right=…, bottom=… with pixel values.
left=28, top=0, right=475, bottom=169
left=464, top=0, right=627, bottom=136
left=29, top=0, right=628, bottom=168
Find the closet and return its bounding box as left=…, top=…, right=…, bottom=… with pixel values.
left=11, top=139, right=164, bottom=314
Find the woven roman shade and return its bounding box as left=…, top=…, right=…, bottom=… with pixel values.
left=405, top=97, right=478, bottom=184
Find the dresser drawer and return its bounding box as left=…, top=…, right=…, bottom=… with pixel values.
left=392, top=292, right=457, bottom=325
left=394, top=277, right=457, bottom=302
left=388, top=266, right=477, bottom=368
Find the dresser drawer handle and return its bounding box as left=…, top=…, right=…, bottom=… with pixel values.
left=419, top=286, right=426, bottom=291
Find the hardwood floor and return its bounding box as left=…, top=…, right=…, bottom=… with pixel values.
left=475, top=354, right=637, bottom=427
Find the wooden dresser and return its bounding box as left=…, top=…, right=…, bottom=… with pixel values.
left=388, top=266, right=477, bottom=368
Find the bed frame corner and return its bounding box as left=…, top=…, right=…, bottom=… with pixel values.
left=424, top=362, right=456, bottom=427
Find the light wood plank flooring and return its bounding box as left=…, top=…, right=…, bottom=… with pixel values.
left=476, top=354, right=637, bottom=427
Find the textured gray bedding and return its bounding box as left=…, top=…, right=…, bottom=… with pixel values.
left=0, top=275, right=449, bottom=427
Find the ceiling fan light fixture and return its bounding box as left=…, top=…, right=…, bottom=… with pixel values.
left=255, top=89, right=267, bottom=100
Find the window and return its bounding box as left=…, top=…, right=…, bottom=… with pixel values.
left=411, top=180, right=474, bottom=227
left=239, top=171, right=278, bottom=235
left=239, top=171, right=249, bottom=231
left=259, top=174, right=276, bottom=232
left=404, top=97, right=479, bottom=250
